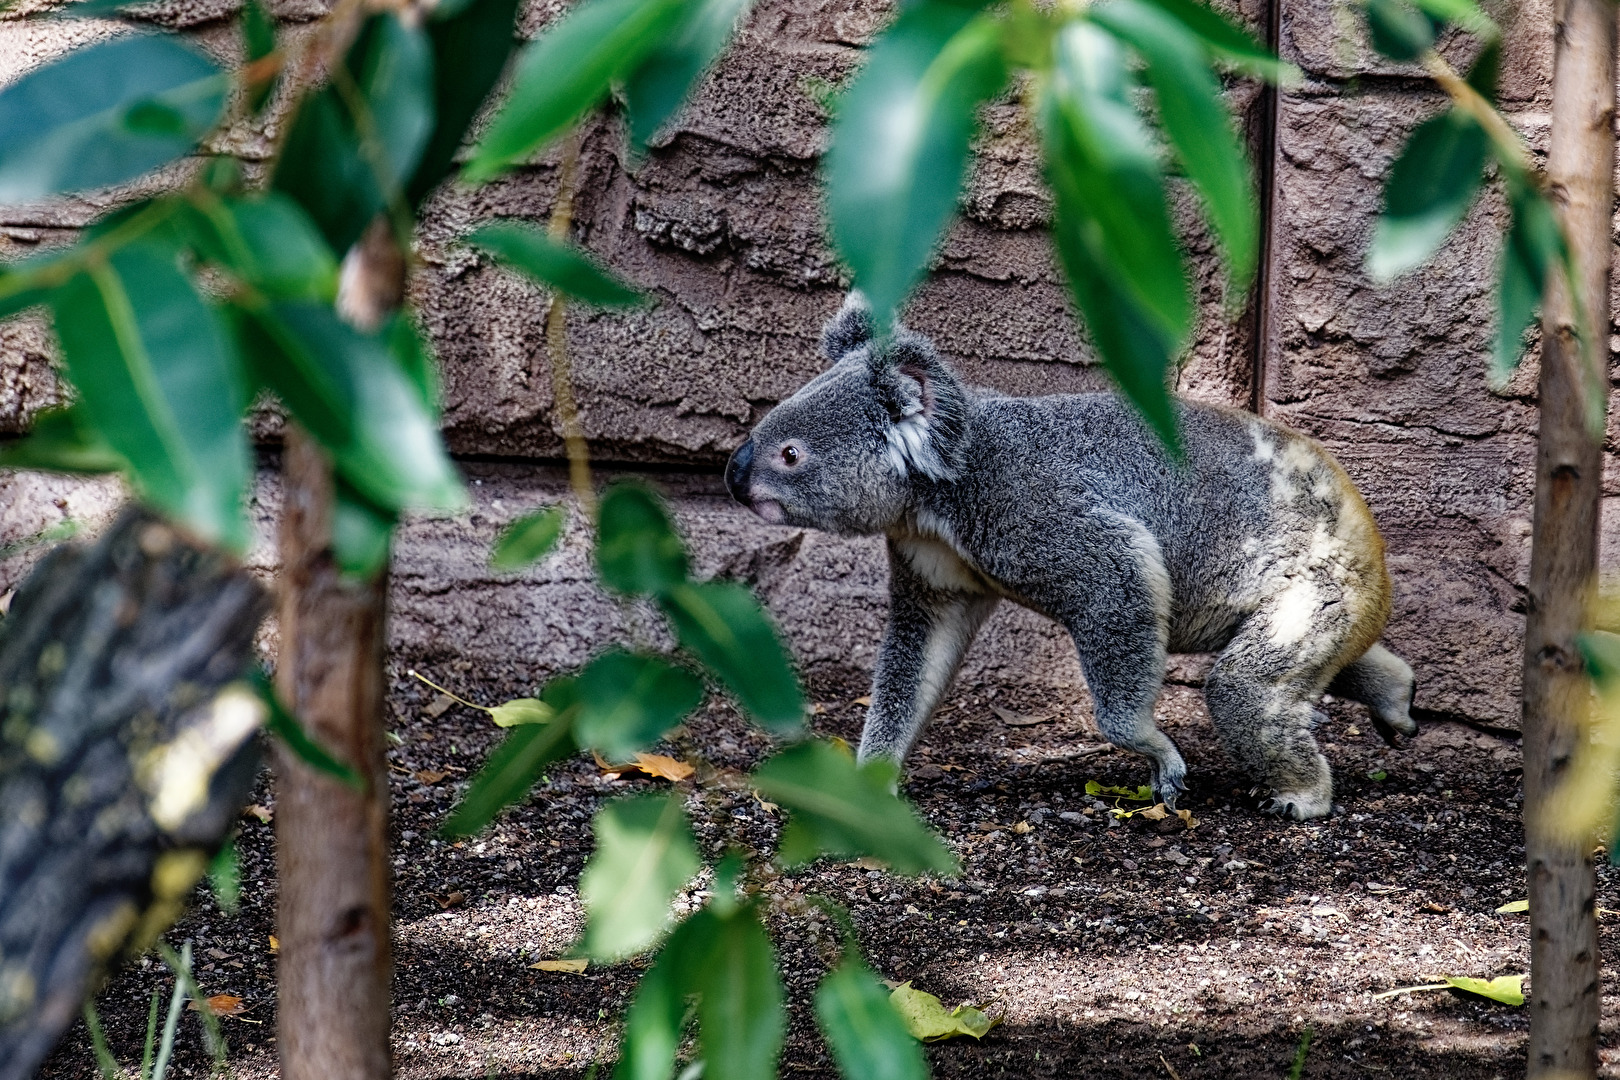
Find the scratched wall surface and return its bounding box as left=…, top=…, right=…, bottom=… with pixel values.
left=0, top=0, right=1590, bottom=731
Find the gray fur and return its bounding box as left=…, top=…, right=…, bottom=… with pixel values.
left=725, top=293, right=1416, bottom=820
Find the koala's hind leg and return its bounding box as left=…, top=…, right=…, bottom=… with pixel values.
left=1327, top=642, right=1417, bottom=742
left=1204, top=606, right=1353, bottom=821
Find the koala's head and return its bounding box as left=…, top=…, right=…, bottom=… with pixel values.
left=725, top=292, right=969, bottom=535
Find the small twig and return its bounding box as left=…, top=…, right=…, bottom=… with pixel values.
left=1421, top=51, right=1535, bottom=178
left=543, top=131, right=595, bottom=513
left=1159, top=1052, right=1183, bottom=1080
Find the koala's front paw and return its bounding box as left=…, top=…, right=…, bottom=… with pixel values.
left=1151, top=765, right=1187, bottom=812
left=1257, top=788, right=1332, bottom=821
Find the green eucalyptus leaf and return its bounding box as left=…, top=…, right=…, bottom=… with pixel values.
left=1366, top=109, right=1486, bottom=283
left=50, top=236, right=251, bottom=549
left=0, top=35, right=227, bottom=204
left=1138, top=0, right=1295, bottom=80
left=1408, top=0, right=1496, bottom=37
left=332, top=478, right=396, bottom=579
left=1578, top=630, right=1620, bottom=691
left=242, top=0, right=279, bottom=112
left=1364, top=0, right=1438, bottom=61
left=239, top=301, right=466, bottom=514
left=1090, top=0, right=1258, bottom=300
left=751, top=740, right=957, bottom=875
left=207, top=839, right=241, bottom=915
left=0, top=406, right=126, bottom=474
left=696, top=906, right=785, bottom=1080
left=386, top=312, right=441, bottom=407
left=1045, top=21, right=1191, bottom=345
left=444, top=692, right=578, bottom=836
left=253, top=670, right=364, bottom=789
left=491, top=506, right=568, bottom=572
left=490, top=698, right=554, bottom=727
left=596, top=483, right=690, bottom=595
left=574, top=649, right=706, bottom=761
left=659, top=581, right=803, bottom=732
left=623, top=0, right=754, bottom=152
left=613, top=909, right=721, bottom=1080
left=580, top=794, right=702, bottom=961
left=824, top=2, right=1007, bottom=327
left=1466, top=38, right=1501, bottom=100
left=186, top=192, right=340, bottom=301
left=464, top=0, right=687, bottom=182
left=815, top=958, right=928, bottom=1080
left=274, top=13, right=434, bottom=253
left=409, top=0, right=523, bottom=205
left=468, top=222, right=645, bottom=307
left=1492, top=183, right=1561, bottom=383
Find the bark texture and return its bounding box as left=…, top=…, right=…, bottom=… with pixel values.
left=0, top=510, right=267, bottom=1080
left=1521, top=0, right=1615, bottom=1073
left=273, top=430, right=394, bottom=1080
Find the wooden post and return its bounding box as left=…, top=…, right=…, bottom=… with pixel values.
left=1522, top=0, right=1615, bottom=1075
left=273, top=217, right=405, bottom=1080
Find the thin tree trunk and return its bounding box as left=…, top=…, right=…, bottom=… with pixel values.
left=274, top=217, right=405, bottom=1080
left=1522, top=1, right=1615, bottom=1075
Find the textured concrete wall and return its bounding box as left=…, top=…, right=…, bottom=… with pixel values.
left=0, top=0, right=1587, bottom=731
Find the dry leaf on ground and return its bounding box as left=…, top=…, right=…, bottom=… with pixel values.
left=1495, top=899, right=1529, bottom=913
left=242, top=804, right=272, bottom=823
left=414, top=770, right=448, bottom=785
left=436, top=891, right=467, bottom=909
left=889, top=981, right=1002, bottom=1041
left=267, top=935, right=278, bottom=954
left=530, top=957, right=589, bottom=974
left=991, top=705, right=1052, bottom=727
left=593, top=751, right=694, bottom=782
left=424, top=693, right=456, bottom=718
left=852, top=696, right=872, bottom=706
left=189, top=995, right=249, bottom=1017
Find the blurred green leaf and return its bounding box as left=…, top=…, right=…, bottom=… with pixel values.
left=623, top=0, right=753, bottom=152
left=491, top=698, right=554, bottom=727
left=444, top=684, right=579, bottom=835
left=0, top=406, right=126, bottom=474
left=386, top=311, right=441, bottom=407
left=51, top=236, right=251, bottom=549
left=1408, top=0, right=1496, bottom=37
left=253, top=670, right=364, bottom=789
left=1139, top=0, right=1295, bottom=80
left=207, top=839, right=241, bottom=915
left=597, top=483, right=690, bottom=595
left=242, top=0, right=279, bottom=112
left=660, top=581, right=803, bottom=732
left=1364, top=0, right=1437, bottom=61
left=332, top=478, right=396, bottom=579
left=274, top=13, right=434, bottom=253
left=824, top=2, right=1006, bottom=327
left=1039, top=25, right=1184, bottom=453
left=580, top=793, right=702, bottom=961
left=239, top=301, right=466, bottom=514
left=1466, top=38, right=1501, bottom=100
left=409, top=0, right=523, bottom=206
left=1367, top=109, right=1486, bottom=283
left=1492, top=182, right=1561, bottom=382
left=697, top=906, right=785, bottom=1080
left=464, top=0, right=686, bottom=182
left=469, top=222, right=645, bottom=307
left=186, top=191, right=339, bottom=301
left=1045, top=22, right=1191, bottom=345
left=751, top=740, right=956, bottom=874
left=0, top=35, right=226, bottom=204
left=613, top=908, right=720, bottom=1080
left=575, top=649, right=706, bottom=761
left=491, top=506, right=568, bottom=571
left=1578, top=630, right=1620, bottom=690
left=1091, top=0, right=1258, bottom=300
left=815, top=959, right=928, bottom=1080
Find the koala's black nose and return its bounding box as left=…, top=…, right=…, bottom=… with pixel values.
left=725, top=439, right=754, bottom=503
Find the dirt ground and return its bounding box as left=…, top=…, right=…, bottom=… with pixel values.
left=37, top=665, right=1620, bottom=1080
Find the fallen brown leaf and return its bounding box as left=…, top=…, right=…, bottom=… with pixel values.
left=1012, top=821, right=1032, bottom=834
left=242, top=804, right=272, bottom=824
left=1138, top=803, right=1170, bottom=821
left=852, top=696, right=872, bottom=707
left=414, top=770, right=448, bottom=785
left=990, top=705, right=1052, bottom=727
left=267, top=935, right=278, bottom=954
left=594, top=751, right=694, bottom=782
left=1176, top=808, right=1198, bottom=830
left=530, top=957, right=588, bottom=974
left=424, top=692, right=456, bottom=718
left=189, top=995, right=248, bottom=1017
left=437, top=891, right=467, bottom=909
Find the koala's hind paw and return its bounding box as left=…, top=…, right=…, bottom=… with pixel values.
left=1257, top=789, right=1332, bottom=821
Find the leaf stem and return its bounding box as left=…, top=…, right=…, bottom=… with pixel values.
left=543, top=130, right=596, bottom=514
left=406, top=669, right=494, bottom=714
left=1421, top=50, right=1534, bottom=177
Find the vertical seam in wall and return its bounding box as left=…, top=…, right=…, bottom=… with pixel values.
left=1247, top=0, right=1285, bottom=418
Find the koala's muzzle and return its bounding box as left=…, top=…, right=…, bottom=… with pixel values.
left=724, top=438, right=754, bottom=504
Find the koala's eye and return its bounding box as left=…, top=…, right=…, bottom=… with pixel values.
left=780, top=445, right=801, bottom=466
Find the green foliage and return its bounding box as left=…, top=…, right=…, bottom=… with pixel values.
left=443, top=690, right=579, bottom=836
left=253, top=670, right=364, bottom=789
left=0, top=406, right=125, bottom=474
left=574, top=649, right=706, bottom=760
left=597, top=482, right=692, bottom=595
left=580, top=794, right=702, bottom=961
left=410, top=0, right=524, bottom=206
left=208, top=839, right=241, bottom=915
left=696, top=905, right=786, bottom=1080
left=753, top=740, right=958, bottom=874
left=816, top=960, right=929, bottom=1080
left=613, top=908, right=720, bottom=1080
left=185, top=191, right=339, bottom=302
left=0, top=35, right=226, bottom=203
left=469, top=222, right=645, bottom=307
left=1494, top=177, right=1564, bottom=382
left=490, top=506, right=568, bottom=572
left=465, top=0, right=687, bottom=182
left=823, top=1, right=1008, bottom=328
left=660, top=581, right=805, bottom=732
left=1366, top=110, right=1487, bottom=283
left=331, top=479, right=397, bottom=579
left=623, top=0, right=755, bottom=151
left=1363, top=0, right=1438, bottom=61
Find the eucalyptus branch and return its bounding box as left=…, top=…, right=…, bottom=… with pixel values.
left=543, top=130, right=596, bottom=513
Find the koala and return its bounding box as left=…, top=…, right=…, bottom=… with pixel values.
left=724, top=293, right=1417, bottom=820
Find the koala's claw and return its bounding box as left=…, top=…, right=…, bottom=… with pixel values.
left=1257, top=795, right=1295, bottom=818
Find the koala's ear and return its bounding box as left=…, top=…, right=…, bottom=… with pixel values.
left=821, top=290, right=873, bottom=365
left=872, top=330, right=969, bottom=482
